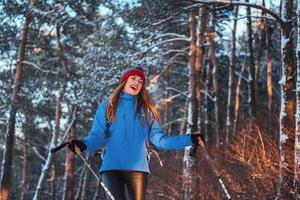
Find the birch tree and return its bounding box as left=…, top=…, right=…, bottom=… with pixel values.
left=278, top=0, right=296, bottom=197
left=182, top=9, right=197, bottom=200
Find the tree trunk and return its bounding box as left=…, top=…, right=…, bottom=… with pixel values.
left=0, top=11, right=32, bottom=200
left=21, top=115, right=30, bottom=200
left=80, top=165, right=90, bottom=200
left=245, top=0, right=256, bottom=119
left=182, top=9, right=198, bottom=200
left=294, top=0, right=300, bottom=194
left=203, top=52, right=211, bottom=142
left=195, top=5, right=208, bottom=134
left=266, top=15, right=273, bottom=127
left=197, top=6, right=208, bottom=143
left=233, top=58, right=247, bottom=135
left=51, top=160, right=56, bottom=200
left=208, top=8, right=220, bottom=146
left=254, top=6, right=266, bottom=103
left=50, top=22, right=71, bottom=200
left=181, top=100, right=189, bottom=135
left=225, top=5, right=238, bottom=142
left=183, top=6, right=208, bottom=199
left=278, top=0, right=296, bottom=198
left=75, top=162, right=87, bottom=200
left=63, top=108, right=76, bottom=200
left=177, top=99, right=189, bottom=159
left=165, top=67, right=172, bottom=134
left=56, top=23, right=70, bottom=74
left=92, top=182, right=101, bottom=200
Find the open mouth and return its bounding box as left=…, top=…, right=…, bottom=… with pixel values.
left=130, top=85, right=138, bottom=91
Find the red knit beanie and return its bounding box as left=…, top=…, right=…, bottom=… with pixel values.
left=119, top=66, right=145, bottom=84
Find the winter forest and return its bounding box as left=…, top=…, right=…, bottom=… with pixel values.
left=1, top=0, right=300, bottom=199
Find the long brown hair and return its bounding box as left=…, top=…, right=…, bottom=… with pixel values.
left=106, top=79, right=160, bottom=126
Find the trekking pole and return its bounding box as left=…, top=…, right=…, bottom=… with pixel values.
left=77, top=154, right=115, bottom=200
left=51, top=142, right=115, bottom=200
left=202, top=148, right=232, bottom=200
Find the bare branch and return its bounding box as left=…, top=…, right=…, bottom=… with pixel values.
left=235, top=70, right=249, bottom=82
left=135, top=4, right=203, bottom=33
left=32, top=147, right=47, bottom=162
left=191, top=0, right=285, bottom=27
left=22, top=60, right=60, bottom=75
left=138, top=33, right=189, bottom=44
left=160, top=48, right=189, bottom=56
left=219, top=15, right=277, bottom=22
left=60, top=107, right=77, bottom=143
left=162, top=117, right=187, bottom=128
left=199, top=90, right=216, bottom=102
left=40, top=57, right=60, bottom=66
left=166, top=87, right=190, bottom=98
left=138, top=38, right=190, bottom=57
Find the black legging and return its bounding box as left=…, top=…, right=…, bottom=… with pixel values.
left=101, top=170, right=148, bottom=200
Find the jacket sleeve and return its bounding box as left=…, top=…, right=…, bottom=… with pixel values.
left=83, top=100, right=108, bottom=153
left=148, top=119, right=193, bottom=150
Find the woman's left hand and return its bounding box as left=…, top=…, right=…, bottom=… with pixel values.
left=191, top=134, right=205, bottom=147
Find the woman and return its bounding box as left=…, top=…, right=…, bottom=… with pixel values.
left=68, top=66, right=205, bottom=200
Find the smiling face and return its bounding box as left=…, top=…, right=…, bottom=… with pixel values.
left=123, top=75, right=144, bottom=96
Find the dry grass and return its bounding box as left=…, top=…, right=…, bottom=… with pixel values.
left=146, top=120, right=297, bottom=199
left=226, top=121, right=295, bottom=198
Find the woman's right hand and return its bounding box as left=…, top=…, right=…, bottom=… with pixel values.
left=68, top=140, right=87, bottom=154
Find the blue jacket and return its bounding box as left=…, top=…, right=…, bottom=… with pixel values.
left=83, top=92, right=193, bottom=173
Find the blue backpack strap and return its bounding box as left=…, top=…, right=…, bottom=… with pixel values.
left=95, top=101, right=111, bottom=157
left=104, top=100, right=112, bottom=141
left=104, top=118, right=111, bottom=139
left=100, top=106, right=111, bottom=157
left=145, top=111, right=163, bottom=167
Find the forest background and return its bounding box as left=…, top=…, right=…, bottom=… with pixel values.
left=1, top=0, right=300, bottom=199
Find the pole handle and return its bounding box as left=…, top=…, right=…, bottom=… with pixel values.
left=50, top=142, right=70, bottom=153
